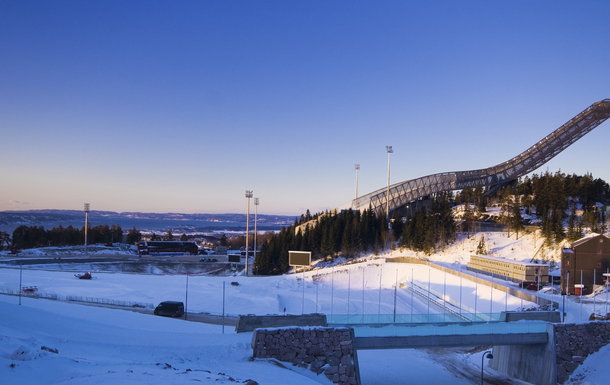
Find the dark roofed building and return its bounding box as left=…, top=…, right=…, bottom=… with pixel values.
left=561, top=233, right=610, bottom=295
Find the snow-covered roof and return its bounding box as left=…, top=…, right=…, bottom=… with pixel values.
left=570, top=233, right=607, bottom=248
left=470, top=254, right=549, bottom=267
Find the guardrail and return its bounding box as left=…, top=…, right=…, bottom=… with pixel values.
left=351, top=320, right=549, bottom=337
left=327, top=312, right=504, bottom=325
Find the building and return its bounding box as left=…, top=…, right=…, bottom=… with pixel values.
left=467, top=254, right=549, bottom=283
left=561, top=233, right=610, bottom=295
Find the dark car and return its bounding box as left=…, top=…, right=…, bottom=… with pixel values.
left=154, top=301, right=184, bottom=318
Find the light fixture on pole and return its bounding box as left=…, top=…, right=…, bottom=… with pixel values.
left=481, top=350, right=493, bottom=385
left=245, top=190, right=253, bottom=276
left=84, top=203, right=90, bottom=256
left=386, top=146, right=393, bottom=220
left=355, top=164, right=360, bottom=200
left=254, top=197, right=259, bottom=275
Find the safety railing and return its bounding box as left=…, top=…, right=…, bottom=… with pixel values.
left=350, top=320, right=548, bottom=337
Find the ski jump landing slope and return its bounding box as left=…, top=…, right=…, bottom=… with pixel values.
left=352, top=99, right=610, bottom=215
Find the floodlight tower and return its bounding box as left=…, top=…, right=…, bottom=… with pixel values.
left=245, top=190, right=253, bottom=276
left=355, top=164, right=360, bottom=200
left=254, top=197, right=259, bottom=274
left=386, top=146, right=393, bottom=220
left=84, top=203, right=90, bottom=255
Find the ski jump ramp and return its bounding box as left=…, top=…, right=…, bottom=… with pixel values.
left=351, top=99, right=610, bottom=215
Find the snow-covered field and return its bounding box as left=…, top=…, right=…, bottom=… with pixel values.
left=1, top=231, right=609, bottom=384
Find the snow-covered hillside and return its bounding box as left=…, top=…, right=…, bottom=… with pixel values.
left=1, top=230, right=610, bottom=384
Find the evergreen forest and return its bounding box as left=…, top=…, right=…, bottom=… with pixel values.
left=255, top=172, right=610, bottom=275
left=9, top=224, right=142, bottom=250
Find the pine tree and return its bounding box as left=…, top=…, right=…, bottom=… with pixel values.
left=476, top=235, right=487, bottom=255
left=220, top=234, right=228, bottom=246
left=126, top=227, right=142, bottom=245
left=511, top=196, right=524, bottom=240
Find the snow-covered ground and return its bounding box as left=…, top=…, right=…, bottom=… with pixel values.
left=1, top=231, right=609, bottom=384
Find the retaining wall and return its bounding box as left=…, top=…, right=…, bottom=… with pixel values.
left=251, top=327, right=360, bottom=385
left=555, top=322, right=610, bottom=383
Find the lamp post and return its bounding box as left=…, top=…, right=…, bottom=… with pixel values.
left=245, top=190, right=253, bottom=276
left=254, top=197, right=259, bottom=275
left=355, top=164, right=360, bottom=200
left=84, top=203, right=90, bottom=256
left=386, top=146, right=393, bottom=220
left=481, top=350, right=494, bottom=385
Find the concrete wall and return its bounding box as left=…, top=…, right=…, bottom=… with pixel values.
left=490, top=323, right=557, bottom=385
left=235, top=313, right=327, bottom=333
left=251, top=327, right=360, bottom=385
left=491, top=321, right=610, bottom=385
left=501, top=311, right=561, bottom=322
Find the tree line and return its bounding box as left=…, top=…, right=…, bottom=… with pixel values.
left=9, top=225, right=142, bottom=250
left=255, top=194, right=457, bottom=275
left=254, top=207, right=389, bottom=275
left=487, top=171, right=608, bottom=244
left=255, top=172, right=609, bottom=275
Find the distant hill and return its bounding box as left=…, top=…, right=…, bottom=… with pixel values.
left=0, top=210, right=297, bottom=234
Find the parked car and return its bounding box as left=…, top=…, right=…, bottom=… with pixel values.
left=526, top=283, right=540, bottom=291
left=153, top=301, right=184, bottom=318
left=519, top=281, right=534, bottom=289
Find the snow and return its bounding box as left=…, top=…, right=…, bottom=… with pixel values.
left=1, top=230, right=610, bottom=384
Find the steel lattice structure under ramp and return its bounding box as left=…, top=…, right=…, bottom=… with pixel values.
left=351, top=99, right=610, bottom=216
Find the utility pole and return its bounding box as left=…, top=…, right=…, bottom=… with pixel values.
left=84, top=203, right=90, bottom=255
left=254, top=197, right=259, bottom=275
left=245, top=191, right=253, bottom=276
left=355, top=164, right=360, bottom=200
left=386, top=146, right=393, bottom=220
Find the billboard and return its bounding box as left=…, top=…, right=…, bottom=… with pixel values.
left=228, top=254, right=241, bottom=263
left=289, top=251, right=311, bottom=266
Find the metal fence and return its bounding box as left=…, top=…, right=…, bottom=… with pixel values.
left=0, top=286, right=154, bottom=309
left=65, top=296, right=155, bottom=309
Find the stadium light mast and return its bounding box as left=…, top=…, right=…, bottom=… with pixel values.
left=245, top=190, right=253, bottom=276
left=386, top=146, right=393, bottom=220
left=84, top=203, right=90, bottom=255
left=355, top=164, right=360, bottom=200
left=254, top=197, right=259, bottom=275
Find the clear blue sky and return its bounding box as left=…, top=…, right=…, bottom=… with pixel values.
left=2, top=1, right=609, bottom=215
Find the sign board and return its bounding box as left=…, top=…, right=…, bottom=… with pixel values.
left=289, top=251, right=311, bottom=267
left=228, top=254, right=241, bottom=263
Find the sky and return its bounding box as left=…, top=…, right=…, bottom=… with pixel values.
left=1, top=1, right=610, bottom=216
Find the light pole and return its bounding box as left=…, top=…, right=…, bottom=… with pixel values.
left=481, top=350, right=494, bottom=385
left=355, top=164, right=360, bottom=200
left=84, top=203, right=90, bottom=255
left=254, top=197, right=259, bottom=275
left=386, top=146, right=393, bottom=220
left=245, top=190, right=253, bottom=276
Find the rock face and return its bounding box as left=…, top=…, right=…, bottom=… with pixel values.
left=555, top=322, right=610, bottom=383
left=252, top=327, right=359, bottom=385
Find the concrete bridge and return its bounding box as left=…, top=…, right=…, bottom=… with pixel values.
left=351, top=320, right=550, bottom=349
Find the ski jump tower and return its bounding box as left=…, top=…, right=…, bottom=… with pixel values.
left=351, top=99, right=610, bottom=216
